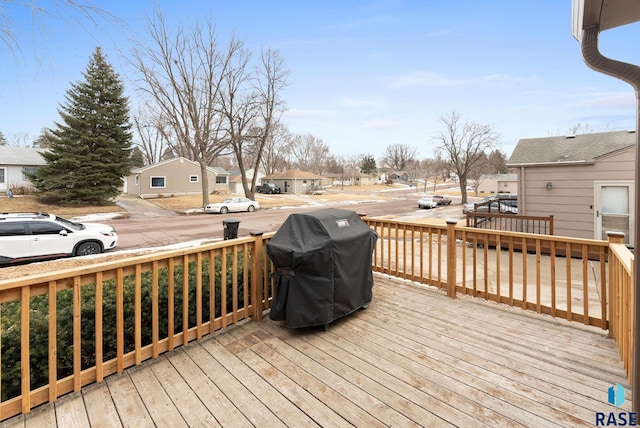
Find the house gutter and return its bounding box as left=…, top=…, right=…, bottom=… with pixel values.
left=580, top=24, right=640, bottom=413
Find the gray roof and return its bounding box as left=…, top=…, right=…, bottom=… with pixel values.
left=507, top=130, right=636, bottom=166
left=131, top=157, right=229, bottom=175
left=0, top=146, right=48, bottom=166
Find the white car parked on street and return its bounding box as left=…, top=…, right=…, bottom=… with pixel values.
left=0, top=212, right=118, bottom=266
left=204, top=198, right=260, bottom=214
left=417, top=197, right=438, bottom=209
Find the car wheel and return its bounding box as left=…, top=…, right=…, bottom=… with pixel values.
left=220, top=206, right=229, bottom=214
left=247, top=205, right=256, bottom=212
left=75, top=241, right=102, bottom=256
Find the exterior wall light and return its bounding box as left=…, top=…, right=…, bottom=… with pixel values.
left=546, top=181, right=553, bottom=190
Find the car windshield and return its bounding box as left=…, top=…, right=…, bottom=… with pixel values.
left=55, top=215, right=84, bottom=230
left=221, top=199, right=233, bottom=203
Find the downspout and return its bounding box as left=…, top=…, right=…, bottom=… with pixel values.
left=580, top=24, right=640, bottom=413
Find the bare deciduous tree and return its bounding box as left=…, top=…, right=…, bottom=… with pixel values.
left=2, top=1, right=116, bottom=58
left=221, top=47, right=288, bottom=199
left=382, top=143, right=417, bottom=171
left=131, top=11, right=239, bottom=206
left=132, top=105, right=173, bottom=165
left=289, top=134, right=330, bottom=175
left=434, top=111, right=501, bottom=203
left=260, top=123, right=292, bottom=175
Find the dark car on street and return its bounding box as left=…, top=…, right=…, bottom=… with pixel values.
left=257, top=183, right=281, bottom=194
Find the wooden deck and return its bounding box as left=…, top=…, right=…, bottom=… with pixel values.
left=2, top=274, right=630, bottom=427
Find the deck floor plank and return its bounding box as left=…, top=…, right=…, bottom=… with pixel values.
left=163, top=347, right=252, bottom=427
left=53, top=391, right=89, bottom=428
left=82, top=382, right=123, bottom=427
left=5, top=274, right=632, bottom=427
left=127, top=362, right=189, bottom=428
left=192, top=339, right=288, bottom=427
left=256, top=331, right=420, bottom=426
left=200, top=335, right=320, bottom=427
left=148, top=354, right=219, bottom=427
left=105, top=372, right=154, bottom=428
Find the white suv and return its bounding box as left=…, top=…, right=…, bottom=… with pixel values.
left=0, top=212, right=118, bottom=266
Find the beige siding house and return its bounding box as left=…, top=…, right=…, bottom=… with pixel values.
left=227, top=169, right=265, bottom=194
left=264, top=169, right=325, bottom=194
left=507, top=130, right=636, bottom=246
left=0, top=146, right=47, bottom=192
left=477, top=173, right=517, bottom=195
left=125, top=157, right=229, bottom=199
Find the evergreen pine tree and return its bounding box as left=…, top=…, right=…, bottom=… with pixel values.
left=29, top=47, right=133, bottom=205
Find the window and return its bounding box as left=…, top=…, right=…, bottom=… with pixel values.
left=28, top=222, right=66, bottom=235
left=150, top=176, right=166, bottom=188
left=189, top=175, right=198, bottom=183
left=215, top=176, right=227, bottom=184
left=22, top=167, right=37, bottom=181
left=0, top=168, right=5, bottom=184
left=0, top=222, right=26, bottom=236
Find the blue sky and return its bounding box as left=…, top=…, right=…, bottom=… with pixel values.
left=1, top=0, right=638, bottom=160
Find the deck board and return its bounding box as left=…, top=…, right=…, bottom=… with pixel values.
left=1, top=274, right=631, bottom=428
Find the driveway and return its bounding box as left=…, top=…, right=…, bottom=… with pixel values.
left=115, top=194, right=180, bottom=218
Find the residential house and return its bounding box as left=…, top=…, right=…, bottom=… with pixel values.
left=0, top=146, right=47, bottom=192
left=125, top=157, right=229, bottom=199
left=227, top=169, right=265, bottom=194
left=263, top=169, right=325, bottom=194
left=477, top=173, right=518, bottom=194
left=507, top=130, right=636, bottom=245
left=325, top=171, right=379, bottom=187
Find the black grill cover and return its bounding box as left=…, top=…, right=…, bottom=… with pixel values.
left=267, top=208, right=378, bottom=328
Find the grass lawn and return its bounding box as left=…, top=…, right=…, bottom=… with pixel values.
left=1, top=195, right=123, bottom=217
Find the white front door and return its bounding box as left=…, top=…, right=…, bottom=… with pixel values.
left=594, top=181, right=634, bottom=246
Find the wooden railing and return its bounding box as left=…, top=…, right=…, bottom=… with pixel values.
left=0, top=232, right=275, bottom=421
left=0, top=217, right=636, bottom=420
left=466, top=212, right=554, bottom=235
left=607, top=232, right=634, bottom=382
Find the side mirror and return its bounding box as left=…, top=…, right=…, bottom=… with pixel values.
left=59, top=230, right=68, bottom=236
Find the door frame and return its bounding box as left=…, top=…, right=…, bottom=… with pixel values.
left=594, top=180, right=635, bottom=247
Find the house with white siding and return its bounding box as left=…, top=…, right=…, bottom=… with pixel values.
left=507, top=130, right=636, bottom=246
left=0, top=146, right=47, bottom=192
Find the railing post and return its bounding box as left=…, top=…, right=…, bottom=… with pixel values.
left=607, top=232, right=626, bottom=340
left=607, top=231, right=626, bottom=245
left=250, top=231, right=265, bottom=321
left=446, top=219, right=458, bottom=298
